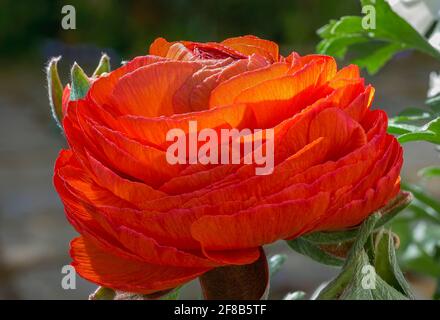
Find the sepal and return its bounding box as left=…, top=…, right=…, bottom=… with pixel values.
left=93, top=53, right=111, bottom=77
left=70, top=62, right=91, bottom=101
left=46, top=56, right=64, bottom=128
left=315, top=214, right=414, bottom=300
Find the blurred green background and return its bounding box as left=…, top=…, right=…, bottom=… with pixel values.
left=0, top=0, right=360, bottom=61
left=0, top=0, right=438, bottom=299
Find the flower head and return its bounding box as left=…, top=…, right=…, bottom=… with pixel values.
left=54, top=35, right=403, bottom=294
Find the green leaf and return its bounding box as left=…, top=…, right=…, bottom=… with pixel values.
left=352, top=42, right=404, bottom=74
left=359, top=0, right=436, bottom=56
left=287, top=237, right=344, bottom=267
left=392, top=108, right=434, bottom=123
left=369, top=276, right=409, bottom=300
left=346, top=213, right=381, bottom=261
left=397, top=117, right=440, bottom=144
left=330, top=16, right=365, bottom=35
left=418, top=166, right=440, bottom=179
left=70, top=62, right=91, bottom=101
left=268, top=254, right=287, bottom=277
left=317, top=0, right=440, bottom=74
left=388, top=104, right=440, bottom=145
left=318, top=249, right=408, bottom=300
left=93, top=53, right=111, bottom=77
left=317, top=19, right=337, bottom=38
left=316, top=212, right=413, bottom=300
left=318, top=34, right=369, bottom=59
left=374, top=230, right=414, bottom=298
left=288, top=212, right=394, bottom=268
left=46, top=56, right=64, bottom=128
left=365, top=234, right=376, bottom=262
left=316, top=252, right=359, bottom=299
left=387, top=122, right=421, bottom=135
left=302, top=229, right=359, bottom=245
left=375, top=191, right=414, bottom=227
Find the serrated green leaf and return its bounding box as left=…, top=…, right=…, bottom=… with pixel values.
left=359, top=0, right=439, bottom=58
left=317, top=0, right=440, bottom=74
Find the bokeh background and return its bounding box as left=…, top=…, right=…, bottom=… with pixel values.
left=0, top=0, right=438, bottom=299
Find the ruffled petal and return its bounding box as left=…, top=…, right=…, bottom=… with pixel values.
left=191, top=192, right=330, bottom=251
left=209, top=62, right=290, bottom=107
left=111, top=61, right=203, bottom=117
left=71, top=237, right=210, bottom=294
left=221, top=35, right=280, bottom=62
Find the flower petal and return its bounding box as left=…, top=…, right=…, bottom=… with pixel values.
left=191, top=192, right=330, bottom=251
left=209, top=62, right=290, bottom=107
left=111, top=61, right=202, bottom=117
left=71, top=237, right=209, bottom=294
left=222, top=35, right=280, bottom=62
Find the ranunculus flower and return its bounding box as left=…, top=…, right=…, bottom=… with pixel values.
left=54, top=35, right=403, bottom=294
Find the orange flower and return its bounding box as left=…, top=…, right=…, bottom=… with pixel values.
left=54, top=35, right=402, bottom=294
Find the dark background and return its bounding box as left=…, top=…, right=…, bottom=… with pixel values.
left=0, top=0, right=360, bottom=59
left=0, top=0, right=438, bottom=299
